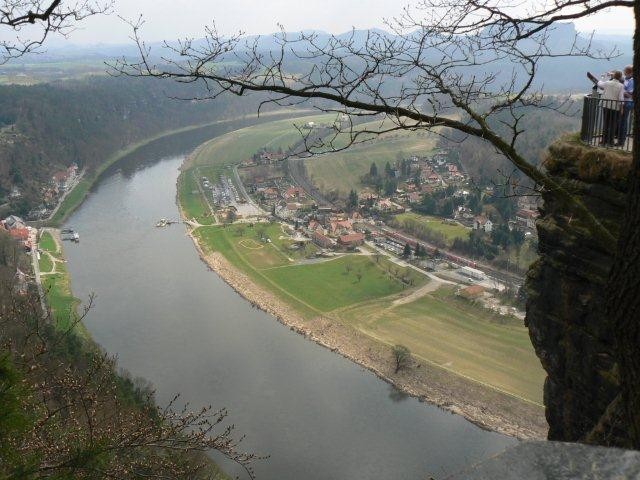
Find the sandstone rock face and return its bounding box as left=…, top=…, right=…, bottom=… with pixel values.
left=525, top=139, right=631, bottom=443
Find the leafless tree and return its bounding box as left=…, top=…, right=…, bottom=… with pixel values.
left=0, top=285, right=262, bottom=479
left=110, top=0, right=640, bottom=449
left=110, top=2, right=632, bottom=248
left=0, top=0, right=112, bottom=63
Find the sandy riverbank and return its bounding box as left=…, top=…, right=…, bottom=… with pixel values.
left=181, top=219, right=547, bottom=440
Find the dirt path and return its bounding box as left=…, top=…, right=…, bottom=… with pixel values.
left=391, top=279, right=443, bottom=307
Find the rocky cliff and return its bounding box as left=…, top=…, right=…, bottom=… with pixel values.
left=525, top=137, right=632, bottom=444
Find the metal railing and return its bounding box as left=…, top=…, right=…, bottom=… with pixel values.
left=581, top=93, right=634, bottom=152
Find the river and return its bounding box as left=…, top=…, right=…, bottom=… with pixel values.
left=63, top=122, right=516, bottom=480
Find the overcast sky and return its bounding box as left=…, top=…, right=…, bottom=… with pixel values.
left=37, top=0, right=639, bottom=46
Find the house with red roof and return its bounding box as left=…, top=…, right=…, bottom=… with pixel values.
left=283, top=187, right=305, bottom=200
left=312, top=231, right=335, bottom=249
left=338, top=232, right=365, bottom=247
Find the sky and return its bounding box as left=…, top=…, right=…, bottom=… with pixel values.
left=46, top=0, right=633, bottom=46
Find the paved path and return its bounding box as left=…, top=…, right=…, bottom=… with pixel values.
left=30, top=229, right=47, bottom=315
left=391, top=280, right=445, bottom=307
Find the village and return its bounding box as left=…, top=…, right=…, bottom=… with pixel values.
left=187, top=144, right=541, bottom=319
left=21, top=163, right=83, bottom=221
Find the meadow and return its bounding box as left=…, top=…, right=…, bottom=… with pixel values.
left=336, top=285, right=545, bottom=404
left=392, top=212, right=471, bottom=247
left=305, top=132, right=436, bottom=195
left=188, top=113, right=339, bottom=170
left=194, top=223, right=424, bottom=316
left=38, top=231, right=84, bottom=335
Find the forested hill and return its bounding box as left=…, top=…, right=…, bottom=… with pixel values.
left=439, top=102, right=581, bottom=185
left=0, top=76, right=263, bottom=214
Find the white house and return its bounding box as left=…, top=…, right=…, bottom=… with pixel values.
left=473, top=215, right=493, bottom=233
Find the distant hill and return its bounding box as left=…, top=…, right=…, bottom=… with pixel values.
left=4, top=22, right=631, bottom=91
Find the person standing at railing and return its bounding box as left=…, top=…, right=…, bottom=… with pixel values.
left=617, top=65, right=634, bottom=147
left=588, top=70, right=625, bottom=146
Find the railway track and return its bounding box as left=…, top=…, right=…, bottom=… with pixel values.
left=287, top=157, right=334, bottom=208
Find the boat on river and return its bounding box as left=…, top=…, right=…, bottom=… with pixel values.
left=155, top=218, right=178, bottom=227
left=61, top=230, right=79, bottom=242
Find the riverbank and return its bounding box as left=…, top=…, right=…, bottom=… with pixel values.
left=183, top=221, right=547, bottom=440
left=47, top=110, right=311, bottom=227
left=36, top=228, right=90, bottom=338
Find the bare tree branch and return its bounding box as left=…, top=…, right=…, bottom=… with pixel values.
left=110, top=3, right=628, bottom=246
left=0, top=0, right=112, bottom=62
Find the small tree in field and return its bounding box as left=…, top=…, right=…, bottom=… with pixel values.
left=403, top=243, right=412, bottom=258
left=392, top=345, right=411, bottom=374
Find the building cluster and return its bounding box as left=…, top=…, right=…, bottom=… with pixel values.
left=512, top=197, right=541, bottom=235
left=300, top=211, right=367, bottom=250
left=28, top=163, right=80, bottom=220
left=1, top=215, right=34, bottom=251
left=246, top=171, right=314, bottom=218
left=412, top=151, right=468, bottom=187
left=362, top=151, right=471, bottom=211
left=472, top=215, right=494, bottom=233
left=239, top=149, right=287, bottom=168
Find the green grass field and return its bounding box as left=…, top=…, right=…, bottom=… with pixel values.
left=41, top=266, right=81, bottom=332
left=39, top=231, right=57, bottom=253
left=305, top=134, right=436, bottom=195
left=194, top=223, right=424, bottom=316
left=337, top=285, right=545, bottom=404
left=188, top=113, right=338, bottom=170
left=392, top=212, right=471, bottom=246
left=263, top=256, right=418, bottom=312
left=177, top=170, right=216, bottom=224
left=38, top=252, right=53, bottom=273
left=37, top=232, right=84, bottom=336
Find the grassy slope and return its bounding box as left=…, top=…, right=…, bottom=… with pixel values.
left=38, top=231, right=84, bottom=334
left=187, top=113, right=338, bottom=170
left=305, top=133, right=436, bottom=195
left=337, top=286, right=545, bottom=404
left=393, top=212, right=471, bottom=246
left=38, top=251, right=53, bottom=273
